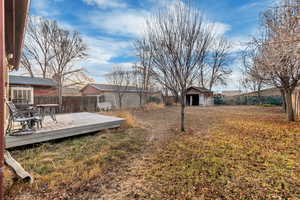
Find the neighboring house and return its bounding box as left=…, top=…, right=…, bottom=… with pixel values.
left=61, top=87, right=82, bottom=96
left=186, top=86, right=214, bottom=106
left=222, top=90, right=242, bottom=96
left=80, top=83, right=162, bottom=109
left=8, top=75, right=57, bottom=104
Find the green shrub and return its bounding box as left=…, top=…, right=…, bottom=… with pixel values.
left=213, top=95, right=225, bottom=105
left=257, top=104, right=275, bottom=107
left=147, top=96, right=161, bottom=104
left=220, top=95, right=283, bottom=106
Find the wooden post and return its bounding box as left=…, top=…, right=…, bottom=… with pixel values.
left=0, top=0, right=6, bottom=198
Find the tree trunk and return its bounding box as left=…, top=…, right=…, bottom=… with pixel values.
left=180, top=94, right=185, bottom=132
left=163, top=87, right=168, bottom=105
left=284, top=89, right=295, bottom=121
left=119, top=95, right=122, bottom=109
left=58, top=78, right=63, bottom=112
left=257, top=83, right=262, bottom=104
left=139, top=92, right=143, bottom=107
left=281, top=89, right=287, bottom=112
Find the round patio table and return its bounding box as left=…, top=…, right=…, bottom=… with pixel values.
left=36, top=104, right=59, bottom=122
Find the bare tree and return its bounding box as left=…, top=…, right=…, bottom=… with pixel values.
left=206, top=37, right=232, bottom=90
left=50, top=27, right=87, bottom=109
left=134, top=39, right=153, bottom=94
left=139, top=1, right=213, bottom=131
left=241, top=45, right=267, bottom=104
left=252, top=0, right=300, bottom=121
left=63, top=69, right=94, bottom=88
left=105, top=66, right=132, bottom=109
left=132, top=65, right=149, bottom=106
left=21, top=16, right=90, bottom=109
left=21, top=17, right=58, bottom=78
left=197, top=63, right=210, bottom=89
left=196, top=38, right=232, bottom=91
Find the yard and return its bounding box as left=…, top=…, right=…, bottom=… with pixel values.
left=4, top=106, right=300, bottom=200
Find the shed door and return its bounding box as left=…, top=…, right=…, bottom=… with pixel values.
left=199, top=94, right=204, bottom=105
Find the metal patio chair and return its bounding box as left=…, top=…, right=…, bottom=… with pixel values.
left=6, top=101, right=42, bottom=136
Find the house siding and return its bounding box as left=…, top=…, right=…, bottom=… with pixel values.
left=81, top=85, right=102, bottom=96
left=34, top=86, right=57, bottom=96
left=80, top=85, right=163, bottom=109
left=9, top=84, right=57, bottom=97
left=102, top=92, right=145, bottom=109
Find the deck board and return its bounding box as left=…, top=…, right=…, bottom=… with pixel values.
left=5, top=112, right=124, bottom=149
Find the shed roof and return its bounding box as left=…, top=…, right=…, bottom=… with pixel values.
left=187, top=86, right=212, bottom=93
left=9, top=75, right=57, bottom=87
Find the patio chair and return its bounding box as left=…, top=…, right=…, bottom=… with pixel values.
left=97, top=102, right=112, bottom=112
left=6, top=101, right=42, bottom=135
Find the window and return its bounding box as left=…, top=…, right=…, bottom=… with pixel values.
left=10, top=87, right=34, bottom=104
left=97, top=95, right=105, bottom=103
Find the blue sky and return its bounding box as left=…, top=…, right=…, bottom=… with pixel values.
left=29, top=0, right=274, bottom=91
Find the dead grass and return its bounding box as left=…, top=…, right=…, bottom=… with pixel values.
left=143, top=102, right=165, bottom=111
left=143, top=107, right=300, bottom=200
left=115, top=111, right=139, bottom=128
left=4, top=128, right=146, bottom=199
left=5, top=106, right=300, bottom=200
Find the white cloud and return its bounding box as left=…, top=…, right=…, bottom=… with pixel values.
left=83, top=36, right=132, bottom=64
left=210, top=22, right=231, bottom=37
left=85, top=9, right=148, bottom=37
left=83, top=0, right=127, bottom=9
left=31, top=0, right=60, bottom=16
left=228, top=36, right=250, bottom=53
left=78, top=36, right=135, bottom=82
left=85, top=9, right=231, bottom=40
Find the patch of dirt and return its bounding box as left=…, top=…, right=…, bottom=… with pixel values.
left=74, top=107, right=182, bottom=200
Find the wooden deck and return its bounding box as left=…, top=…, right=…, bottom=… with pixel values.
left=5, top=112, right=124, bottom=149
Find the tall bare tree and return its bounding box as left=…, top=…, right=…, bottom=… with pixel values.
left=132, top=65, right=149, bottom=106
left=139, top=1, right=213, bottom=131
left=197, top=37, right=232, bottom=90
left=21, top=16, right=89, bottom=109
left=50, top=26, right=87, bottom=109
left=252, top=0, right=300, bottom=121
left=134, top=39, right=153, bottom=93
left=241, top=45, right=267, bottom=104
left=105, top=66, right=132, bottom=109
left=21, top=17, right=58, bottom=78
left=207, top=37, right=232, bottom=90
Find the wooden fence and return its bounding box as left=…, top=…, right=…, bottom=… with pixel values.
left=34, top=96, right=98, bottom=113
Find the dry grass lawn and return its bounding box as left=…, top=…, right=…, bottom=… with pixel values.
left=5, top=127, right=146, bottom=199
left=4, top=106, right=300, bottom=200
left=144, top=106, right=299, bottom=199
